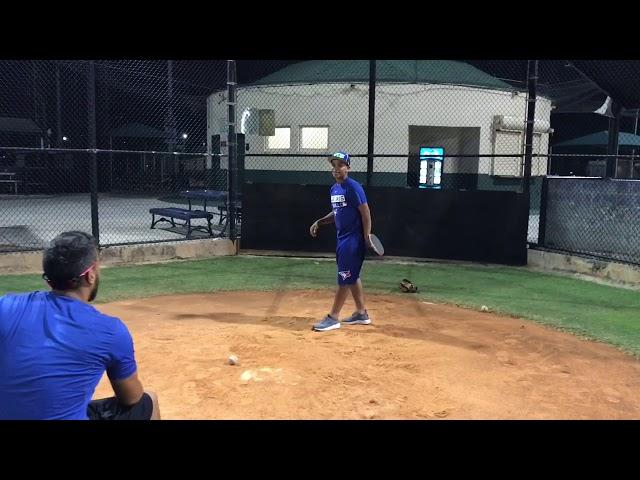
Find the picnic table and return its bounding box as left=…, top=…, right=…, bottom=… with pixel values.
left=149, top=190, right=242, bottom=238
left=179, top=190, right=242, bottom=227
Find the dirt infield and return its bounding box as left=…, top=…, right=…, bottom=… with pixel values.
left=93, top=290, right=640, bottom=419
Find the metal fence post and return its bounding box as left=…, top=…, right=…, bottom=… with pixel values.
left=88, top=60, right=100, bottom=244
left=521, top=60, right=538, bottom=252
left=523, top=60, right=538, bottom=202
left=366, top=60, right=376, bottom=187
left=227, top=60, right=238, bottom=244
left=606, top=102, right=623, bottom=178
left=537, top=175, right=548, bottom=246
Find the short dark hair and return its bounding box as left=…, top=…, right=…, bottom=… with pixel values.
left=42, top=231, right=98, bottom=290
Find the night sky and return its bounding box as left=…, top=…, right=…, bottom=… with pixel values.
left=1, top=59, right=639, bottom=152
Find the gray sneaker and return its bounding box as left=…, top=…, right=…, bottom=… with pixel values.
left=313, top=315, right=341, bottom=332
left=343, top=311, right=371, bottom=325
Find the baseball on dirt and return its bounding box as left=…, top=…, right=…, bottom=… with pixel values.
left=481, top=305, right=489, bottom=312
left=228, top=355, right=239, bottom=365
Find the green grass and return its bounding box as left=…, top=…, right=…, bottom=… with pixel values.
left=1, top=255, right=639, bottom=355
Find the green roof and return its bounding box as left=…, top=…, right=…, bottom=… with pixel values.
left=252, top=60, right=513, bottom=91
left=555, top=131, right=640, bottom=148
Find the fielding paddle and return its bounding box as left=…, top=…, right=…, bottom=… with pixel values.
left=368, top=233, right=384, bottom=256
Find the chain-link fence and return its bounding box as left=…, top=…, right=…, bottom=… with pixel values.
left=225, top=60, right=545, bottom=245
left=0, top=150, right=228, bottom=251
left=1, top=59, right=639, bottom=265
left=533, top=60, right=640, bottom=265
left=0, top=60, right=231, bottom=251
left=539, top=176, right=640, bottom=265
left=223, top=60, right=538, bottom=190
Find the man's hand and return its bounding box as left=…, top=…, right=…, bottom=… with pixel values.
left=310, top=221, right=319, bottom=237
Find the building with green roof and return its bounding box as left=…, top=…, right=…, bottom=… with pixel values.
left=207, top=60, right=553, bottom=190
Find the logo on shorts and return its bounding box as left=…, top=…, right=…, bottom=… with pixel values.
left=338, top=270, right=351, bottom=280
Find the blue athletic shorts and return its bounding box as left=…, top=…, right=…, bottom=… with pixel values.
left=336, top=235, right=365, bottom=285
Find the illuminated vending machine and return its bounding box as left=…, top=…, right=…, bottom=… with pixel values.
left=419, top=146, right=444, bottom=189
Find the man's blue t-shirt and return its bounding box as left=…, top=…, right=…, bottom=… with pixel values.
left=330, top=177, right=368, bottom=242
left=0, top=291, right=138, bottom=420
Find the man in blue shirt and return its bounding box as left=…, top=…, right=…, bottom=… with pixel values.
left=0, top=231, right=160, bottom=420
left=309, top=151, right=374, bottom=332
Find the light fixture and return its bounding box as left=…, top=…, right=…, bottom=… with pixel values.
left=62, top=136, right=68, bottom=141
left=240, top=109, right=251, bottom=134
left=182, top=133, right=188, bottom=139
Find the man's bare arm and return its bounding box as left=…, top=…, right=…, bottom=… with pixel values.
left=310, top=211, right=335, bottom=237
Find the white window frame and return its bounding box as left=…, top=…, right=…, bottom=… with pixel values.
left=265, top=126, right=291, bottom=150
left=300, top=125, right=330, bottom=150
